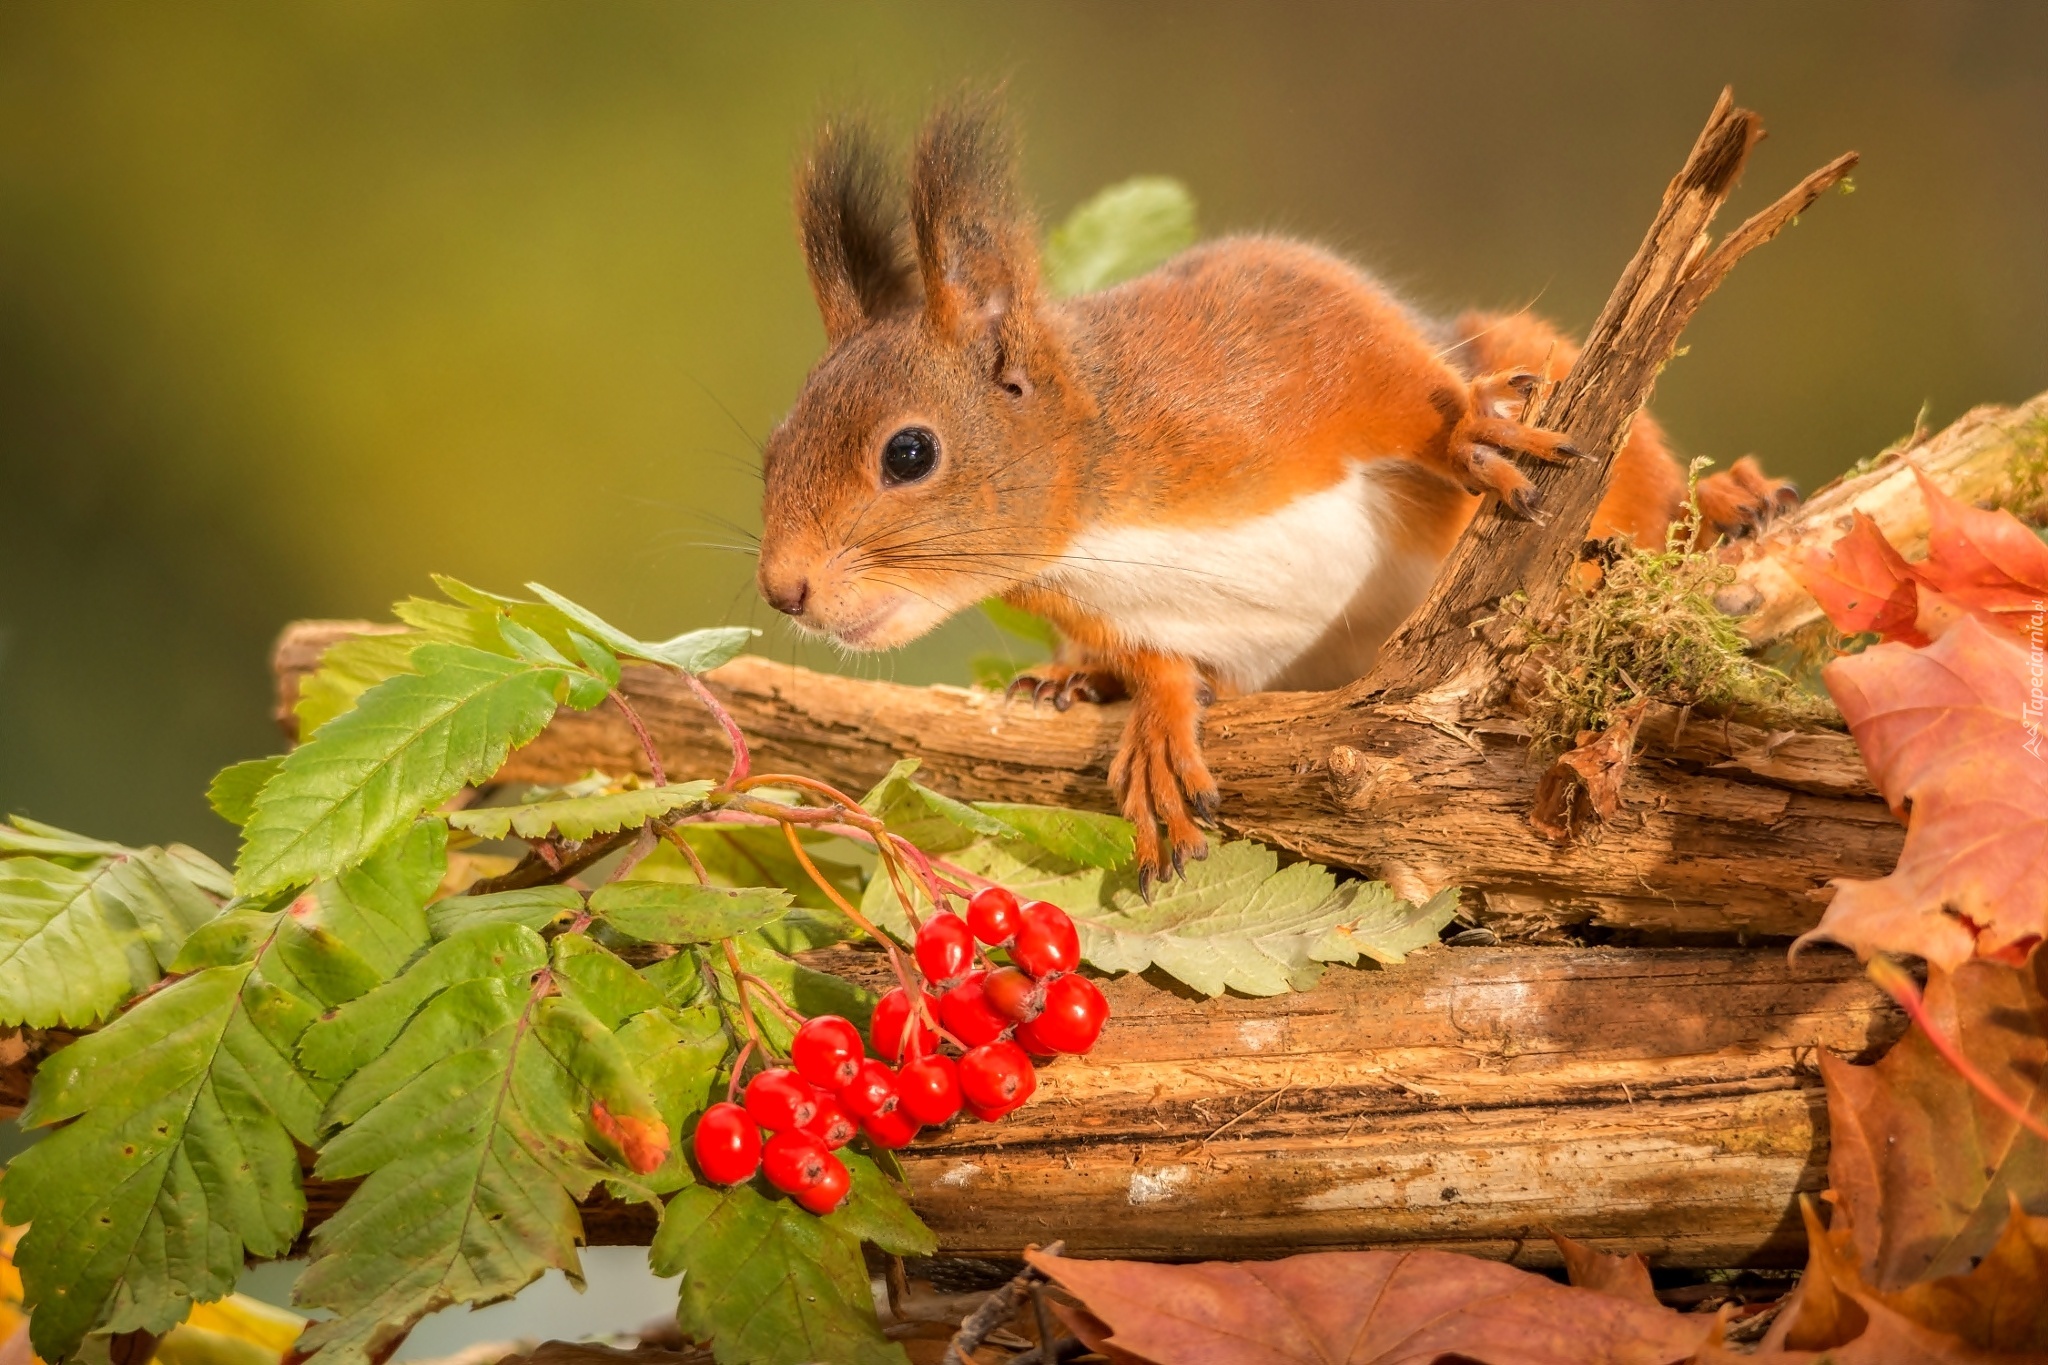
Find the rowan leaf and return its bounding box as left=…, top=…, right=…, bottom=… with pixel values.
left=0, top=841, right=226, bottom=1028
left=1043, top=176, right=1196, bottom=297
left=1818, top=957, right=2048, bottom=1291
left=237, top=643, right=565, bottom=898
left=971, top=802, right=1135, bottom=869
left=292, top=819, right=445, bottom=980
left=294, top=960, right=666, bottom=1365
left=1796, top=616, right=2048, bottom=968
left=206, top=756, right=286, bottom=828
left=654, top=826, right=868, bottom=917
left=294, top=921, right=549, bottom=1083
left=826, top=1149, right=936, bottom=1257
left=863, top=837, right=1451, bottom=996
left=613, top=999, right=728, bottom=1196
left=861, top=758, right=1012, bottom=851
left=4, top=920, right=328, bottom=1363
left=652, top=1180, right=906, bottom=1365
left=0, top=814, right=135, bottom=862
left=1028, top=1247, right=1712, bottom=1365
left=449, top=782, right=712, bottom=842
left=523, top=583, right=754, bottom=673
left=426, top=886, right=584, bottom=939
left=293, top=631, right=426, bottom=739
left=587, top=881, right=792, bottom=944
left=550, top=933, right=663, bottom=1029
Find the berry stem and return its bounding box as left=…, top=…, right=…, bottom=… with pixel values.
left=778, top=821, right=928, bottom=1006
left=719, top=938, right=774, bottom=1061
left=607, top=689, right=668, bottom=787
left=682, top=670, right=751, bottom=789
left=657, top=823, right=712, bottom=883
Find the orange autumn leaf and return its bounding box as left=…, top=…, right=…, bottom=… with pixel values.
left=590, top=1101, right=670, bottom=1175
left=1795, top=509, right=1925, bottom=644
left=1026, top=1247, right=1713, bottom=1365
left=1794, top=615, right=2048, bottom=969
left=1550, top=1230, right=1661, bottom=1309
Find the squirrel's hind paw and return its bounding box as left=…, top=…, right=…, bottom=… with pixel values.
left=1694, top=457, right=1799, bottom=545
left=1111, top=693, right=1218, bottom=894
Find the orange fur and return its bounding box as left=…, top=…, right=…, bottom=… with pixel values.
left=758, top=102, right=1796, bottom=881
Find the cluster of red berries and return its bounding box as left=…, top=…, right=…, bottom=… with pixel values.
left=689, top=886, right=1109, bottom=1214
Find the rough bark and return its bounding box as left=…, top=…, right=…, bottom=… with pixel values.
left=1361, top=90, right=1856, bottom=708
left=299, top=946, right=1899, bottom=1266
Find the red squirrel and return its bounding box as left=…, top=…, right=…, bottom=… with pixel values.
left=756, top=103, right=1795, bottom=883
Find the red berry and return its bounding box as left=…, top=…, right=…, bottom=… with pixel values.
left=691, top=1102, right=761, bottom=1185
left=965, top=1097, right=1022, bottom=1123
left=804, top=1093, right=857, bottom=1149
left=791, top=1015, right=865, bottom=1090
left=1029, top=974, right=1109, bottom=1054
left=966, top=886, right=1022, bottom=946
left=896, top=1052, right=963, bottom=1126
left=1011, top=901, right=1081, bottom=977
left=861, top=1104, right=922, bottom=1149
left=838, top=1058, right=901, bottom=1121
left=743, top=1068, right=820, bottom=1133
left=1010, top=1015, right=1059, bottom=1060
left=914, top=913, right=976, bottom=988
left=793, top=1153, right=851, bottom=1214
left=761, top=1129, right=831, bottom=1194
left=870, top=987, right=939, bottom=1064
left=958, top=1041, right=1037, bottom=1113
left=982, top=966, right=1043, bottom=1023
left=938, top=972, right=1010, bottom=1047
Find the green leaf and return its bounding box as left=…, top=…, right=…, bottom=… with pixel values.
left=448, top=782, right=712, bottom=842
left=297, top=968, right=665, bottom=1365
left=293, top=631, right=425, bottom=739
left=0, top=847, right=225, bottom=1027
left=6, top=936, right=327, bottom=1362
left=427, top=885, right=584, bottom=939
left=862, top=758, right=1013, bottom=852
left=569, top=631, right=621, bottom=687
left=653, top=826, right=870, bottom=917
left=866, top=837, right=1451, bottom=996
left=523, top=583, right=755, bottom=673
left=972, top=803, right=1135, bottom=869
left=1042, top=176, right=1197, bottom=296
left=551, top=933, right=663, bottom=1029
left=614, top=1000, right=729, bottom=1195
left=588, top=881, right=792, bottom=944
left=652, top=1181, right=907, bottom=1365
left=206, top=756, right=286, bottom=828
left=295, top=921, right=549, bottom=1083
left=297, top=819, right=446, bottom=979
left=826, top=1149, right=936, bottom=1257
left=0, top=815, right=136, bottom=862
left=237, top=643, right=563, bottom=898
left=733, top=936, right=875, bottom=1034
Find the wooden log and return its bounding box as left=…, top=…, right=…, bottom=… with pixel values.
left=268, top=945, right=1892, bottom=1266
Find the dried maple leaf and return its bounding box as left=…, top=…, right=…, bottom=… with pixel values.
left=1819, top=958, right=2048, bottom=1290
left=1794, top=616, right=2048, bottom=968
left=1704, top=1294, right=2039, bottom=1363
left=1795, top=509, right=1925, bottom=644
left=1550, top=1230, right=1661, bottom=1308
left=1026, top=1247, right=1711, bottom=1365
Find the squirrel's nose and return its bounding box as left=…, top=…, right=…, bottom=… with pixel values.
left=761, top=573, right=810, bottom=617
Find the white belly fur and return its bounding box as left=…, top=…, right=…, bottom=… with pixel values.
left=1037, top=461, right=1441, bottom=692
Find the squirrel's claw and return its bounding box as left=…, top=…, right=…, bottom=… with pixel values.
left=1694, top=456, right=1801, bottom=547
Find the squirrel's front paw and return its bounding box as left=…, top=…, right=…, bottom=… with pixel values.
left=1109, top=701, right=1219, bottom=895
left=1440, top=370, right=1586, bottom=520
left=1006, top=663, right=1126, bottom=711
left=1694, top=457, right=1800, bottom=544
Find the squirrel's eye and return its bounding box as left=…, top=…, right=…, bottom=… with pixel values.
left=881, top=427, right=939, bottom=485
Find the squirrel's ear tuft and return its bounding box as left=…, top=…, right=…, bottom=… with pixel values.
left=910, top=93, right=1041, bottom=341
left=797, top=118, right=916, bottom=344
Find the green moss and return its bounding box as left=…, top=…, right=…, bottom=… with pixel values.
left=2001, top=410, right=2048, bottom=517
left=1510, top=468, right=1840, bottom=753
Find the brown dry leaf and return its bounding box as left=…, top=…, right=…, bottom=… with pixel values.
left=1702, top=1293, right=2039, bottom=1364
left=1026, top=1247, right=1712, bottom=1365
left=1550, top=1231, right=1660, bottom=1308
left=1794, top=508, right=1925, bottom=644
left=1764, top=1196, right=1870, bottom=1351
left=1819, top=959, right=2048, bottom=1290
left=1794, top=616, right=2048, bottom=968
left=1530, top=699, right=1651, bottom=842
left=1886, top=1194, right=2048, bottom=1353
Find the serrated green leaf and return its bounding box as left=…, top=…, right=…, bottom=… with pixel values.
left=551, top=933, right=662, bottom=1029
left=523, top=584, right=756, bottom=673
left=295, top=922, right=548, bottom=1083
left=298, top=819, right=445, bottom=980
left=652, top=1181, right=906, bottom=1365
left=1043, top=176, right=1197, bottom=296
left=238, top=644, right=563, bottom=898
left=733, top=936, right=875, bottom=1034
left=427, top=885, right=584, bottom=939
left=0, top=815, right=135, bottom=862
left=651, top=826, right=870, bottom=917
left=862, top=758, right=1013, bottom=852
left=295, top=969, right=664, bottom=1365
left=390, top=597, right=502, bottom=649
left=613, top=1001, right=728, bottom=1195
left=972, top=802, right=1135, bottom=869
left=293, top=631, right=424, bottom=739
left=449, top=782, right=712, bottom=842
left=206, top=756, right=286, bottom=828
left=6, top=937, right=327, bottom=1363
left=588, top=881, right=792, bottom=944
left=0, top=847, right=225, bottom=1027
left=569, top=631, right=621, bottom=687
left=826, top=1150, right=936, bottom=1257
left=497, top=616, right=576, bottom=668
left=866, top=838, right=1450, bottom=996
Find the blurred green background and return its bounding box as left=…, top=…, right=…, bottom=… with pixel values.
left=5, top=1, right=2046, bottom=865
